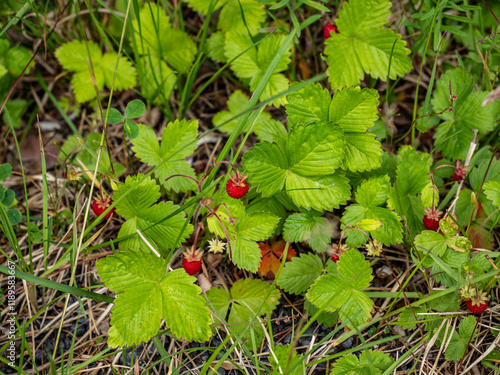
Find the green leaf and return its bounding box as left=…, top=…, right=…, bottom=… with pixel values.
left=183, top=0, right=227, bottom=14
left=218, top=0, right=265, bottom=35
left=270, top=345, right=304, bottom=375
left=446, top=236, right=472, bottom=253
left=114, top=175, right=193, bottom=251
left=96, top=249, right=211, bottom=347
left=139, top=57, right=176, bottom=102
left=72, top=67, right=105, bottom=103
left=306, top=249, right=373, bottom=329
left=414, top=230, right=448, bottom=257
left=356, top=218, right=382, bottom=231
left=242, top=142, right=288, bottom=197
left=207, top=279, right=280, bottom=343
left=254, top=118, right=288, bottom=145
left=342, top=132, right=383, bottom=172
left=331, top=350, right=394, bottom=374
left=162, top=28, right=197, bottom=73
left=237, top=212, right=280, bottom=241
left=0, top=163, right=12, bottom=181
left=387, top=148, right=430, bottom=237
left=232, top=236, right=261, bottom=272
left=224, top=32, right=259, bottom=78
left=286, top=82, right=331, bottom=127
left=445, top=316, right=477, bottom=361
left=5, top=46, right=34, bottom=76
left=287, top=121, right=345, bottom=175
left=206, top=31, right=227, bottom=62
left=397, top=305, right=427, bottom=330
left=3, top=99, right=29, bottom=129
left=342, top=176, right=402, bottom=246
left=131, top=3, right=171, bottom=56
left=286, top=172, right=351, bottom=211
left=257, top=34, right=292, bottom=75
left=484, top=181, right=500, bottom=207
left=421, top=181, right=439, bottom=209
left=250, top=71, right=289, bottom=107
left=283, top=211, right=334, bottom=252
left=329, top=87, right=379, bottom=132
left=131, top=121, right=198, bottom=192
left=104, top=108, right=124, bottom=124
left=55, top=40, right=102, bottom=72
left=124, top=119, right=139, bottom=139
left=101, top=52, right=137, bottom=91
left=7, top=209, right=22, bottom=225
left=276, top=253, right=323, bottom=294
left=432, top=68, right=500, bottom=160
left=325, top=0, right=412, bottom=89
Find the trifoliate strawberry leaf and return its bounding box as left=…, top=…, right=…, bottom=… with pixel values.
left=243, top=121, right=351, bottom=210
left=131, top=121, right=198, bottom=192
left=444, top=316, right=477, bottom=361
left=238, top=212, right=280, bottom=241
left=387, top=148, right=430, bottom=237
left=232, top=237, right=262, bottom=272
left=432, top=68, right=500, bottom=160
left=484, top=181, right=500, bottom=207
left=270, top=345, right=304, bottom=375
left=325, top=0, right=412, bottom=89
left=101, top=52, right=137, bottom=90
left=217, top=0, right=265, bottom=35
left=342, top=176, right=402, bottom=246
left=246, top=195, right=288, bottom=235
left=114, top=175, right=193, bottom=251
left=306, top=249, right=373, bottom=329
left=286, top=82, right=331, bottom=128
left=207, top=279, right=280, bottom=343
left=331, top=350, right=395, bottom=374
left=283, top=211, right=334, bottom=252
left=56, top=40, right=102, bottom=72
left=276, top=252, right=324, bottom=294
left=96, top=248, right=211, bottom=347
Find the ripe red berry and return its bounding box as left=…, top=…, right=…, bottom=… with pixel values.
left=423, top=215, right=440, bottom=231
left=182, top=248, right=203, bottom=276
left=92, top=195, right=115, bottom=218
left=466, top=299, right=488, bottom=315
left=182, top=258, right=202, bottom=276
left=324, top=23, right=338, bottom=39
left=331, top=253, right=339, bottom=263
left=226, top=171, right=249, bottom=199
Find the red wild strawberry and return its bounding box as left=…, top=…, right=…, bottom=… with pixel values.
left=452, top=160, right=467, bottom=182
left=226, top=170, right=249, bottom=199
left=183, top=248, right=203, bottom=276
left=423, top=208, right=442, bottom=231
left=92, top=194, right=115, bottom=219
left=331, top=253, right=339, bottom=263
left=324, top=23, right=338, bottom=39
left=466, top=297, right=488, bottom=315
